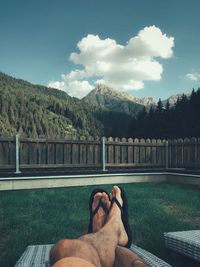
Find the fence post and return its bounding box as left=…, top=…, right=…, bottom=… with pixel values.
left=165, top=140, right=169, bottom=169
left=15, top=134, right=21, bottom=174
left=102, top=137, right=107, bottom=171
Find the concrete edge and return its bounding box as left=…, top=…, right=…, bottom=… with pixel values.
left=166, top=173, right=200, bottom=186
left=0, top=173, right=167, bottom=191
left=0, top=172, right=199, bottom=191
left=0, top=172, right=168, bottom=181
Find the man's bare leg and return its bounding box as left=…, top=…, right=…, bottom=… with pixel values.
left=50, top=239, right=102, bottom=267
left=80, top=186, right=128, bottom=267
left=114, top=246, right=149, bottom=267
left=53, top=256, right=98, bottom=267
left=88, top=189, right=149, bottom=267
left=50, top=186, right=128, bottom=267
left=92, top=192, right=111, bottom=233
left=86, top=188, right=148, bottom=267
left=50, top=191, right=109, bottom=267
left=50, top=191, right=111, bottom=266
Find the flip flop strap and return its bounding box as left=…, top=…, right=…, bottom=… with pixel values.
left=111, top=197, right=122, bottom=211
left=92, top=199, right=109, bottom=216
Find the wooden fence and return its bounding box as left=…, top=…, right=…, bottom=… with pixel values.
left=168, top=137, right=200, bottom=169
left=0, top=136, right=200, bottom=172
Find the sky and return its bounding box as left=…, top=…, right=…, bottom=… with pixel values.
left=0, top=0, right=200, bottom=100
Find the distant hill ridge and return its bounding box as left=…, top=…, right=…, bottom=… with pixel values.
left=83, top=84, right=184, bottom=115
left=0, top=71, right=193, bottom=139
left=0, top=72, right=133, bottom=138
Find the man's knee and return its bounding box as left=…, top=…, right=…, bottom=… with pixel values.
left=131, top=259, right=148, bottom=267
left=50, top=239, right=71, bottom=265
left=50, top=239, right=100, bottom=266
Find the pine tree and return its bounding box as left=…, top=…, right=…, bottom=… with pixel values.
left=165, top=100, right=170, bottom=111
left=156, top=98, right=163, bottom=113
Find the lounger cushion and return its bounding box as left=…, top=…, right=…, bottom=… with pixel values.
left=164, top=230, right=200, bottom=262
left=15, top=244, right=172, bottom=267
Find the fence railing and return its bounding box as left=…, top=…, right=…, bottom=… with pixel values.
left=0, top=136, right=200, bottom=173
left=168, top=137, right=200, bottom=169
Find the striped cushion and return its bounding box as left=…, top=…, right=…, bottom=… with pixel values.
left=164, top=230, right=200, bottom=262
left=15, top=244, right=172, bottom=267
left=14, top=244, right=53, bottom=267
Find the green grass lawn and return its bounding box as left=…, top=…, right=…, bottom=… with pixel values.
left=0, top=182, right=200, bottom=267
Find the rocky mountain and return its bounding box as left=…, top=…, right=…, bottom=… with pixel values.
left=83, top=84, right=189, bottom=114
left=162, top=93, right=190, bottom=107
left=82, top=84, right=145, bottom=117
left=134, top=96, right=156, bottom=107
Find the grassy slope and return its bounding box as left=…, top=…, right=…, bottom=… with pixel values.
left=0, top=183, right=200, bottom=267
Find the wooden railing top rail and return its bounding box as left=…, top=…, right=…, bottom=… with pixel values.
left=19, top=138, right=101, bottom=145
left=0, top=137, right=15, bottom=142
left=0, top=136, right=166, bottom=143
left=106, top=141, right=165, bottom=146
left=168, top=138, right=200, bottom=145
left=1, top=135, right=200, bottom=145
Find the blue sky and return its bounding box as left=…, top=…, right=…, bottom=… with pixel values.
left=0, top=0, right=200, bottom=100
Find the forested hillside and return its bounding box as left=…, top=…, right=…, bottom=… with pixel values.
left=0, top=72, right=132, bottom=138
left=129, top=89, right=200, bottom=139
left=1, top=72, right=199, bottom=140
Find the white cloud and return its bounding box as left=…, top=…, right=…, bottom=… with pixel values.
left=127, top=26, right=174, bottom=59
left=48, top=81, right=65, bottom=90
left=49, top=80, right=93, bottom=98
left=185, top=71, right=200, bottom=81
left=48, top=25, right=174, bottom=98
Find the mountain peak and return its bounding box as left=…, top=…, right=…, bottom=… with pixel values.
left=83, top=84, right=157, bottom=112
left=83, top=84, right=145, bottom=116
left=91, top=84, right=136, bottom=102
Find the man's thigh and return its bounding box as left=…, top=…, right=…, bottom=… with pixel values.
left=53, top=257, right=97, bottom=267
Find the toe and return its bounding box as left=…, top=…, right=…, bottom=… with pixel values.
left=112, top=186, right=123, bottom=207
left=102, top=193, right=111, bottom=210
left=92, top=193, right=102, bottom=210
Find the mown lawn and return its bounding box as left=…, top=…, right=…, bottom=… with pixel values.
left=0, top=182, right=200, bottom=267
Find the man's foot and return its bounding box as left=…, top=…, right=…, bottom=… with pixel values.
left=92, top=192, right=111, bottom=232
left=108, top=186, right=128, bottom=246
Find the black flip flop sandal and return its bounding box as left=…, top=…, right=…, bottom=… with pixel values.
left=110, top=186, right=132, bottom=248
left=88, top=188, right=110, bottom=233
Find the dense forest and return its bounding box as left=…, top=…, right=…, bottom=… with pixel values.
left=0, top=72, right=132, bottom=138
left=128, top=89, right=200, bottom=139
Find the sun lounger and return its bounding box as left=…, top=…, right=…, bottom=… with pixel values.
left=14, top=244, right=53, bottom=267
left=130, top=244, right=172, bottom=267
left=164, top=230, right=200, bottom=262
left=14, top=243, right=172, bottom=267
